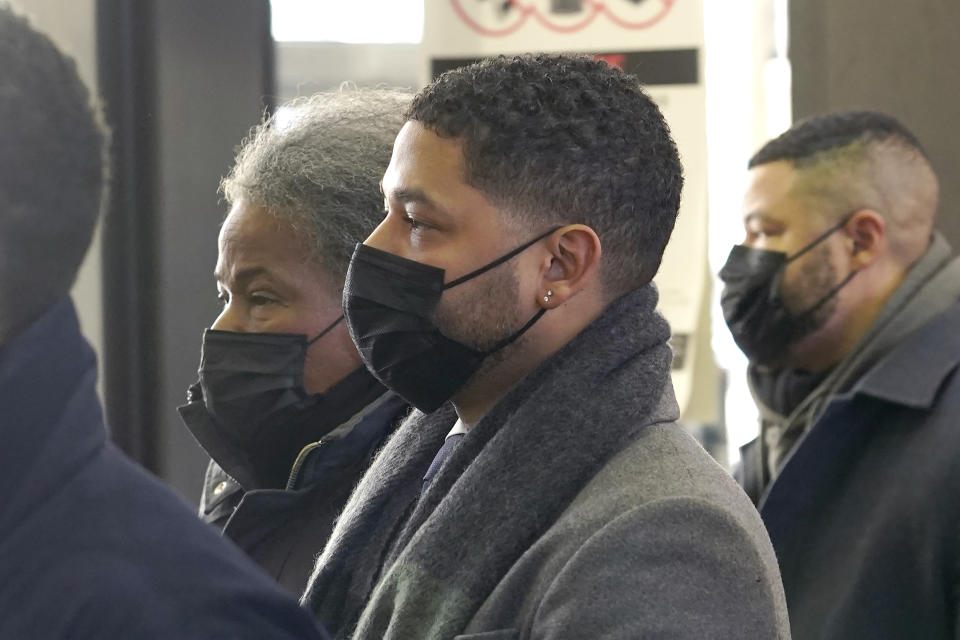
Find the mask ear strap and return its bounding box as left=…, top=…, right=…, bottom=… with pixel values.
left=444, top=227, right=562, bottom=290
left=785, top=210, right=858, bottom=264
left=482, top=307, right=547, bottom=356
left=796, top=269, right=859, bottom=318
left=307, top=315, right=344, bottom=346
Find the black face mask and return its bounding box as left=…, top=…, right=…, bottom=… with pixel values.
left=178, top=317, right=386, bottom=489
left=719, top=215, right=858, bottom=367
left=197, top=318, right=341, bottom=438
left=342, top=228, right=558, bottom=413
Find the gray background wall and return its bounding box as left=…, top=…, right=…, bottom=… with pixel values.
left=789, top=0, right=960, bottom=245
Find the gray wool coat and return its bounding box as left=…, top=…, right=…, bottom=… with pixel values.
left=303, top=286, right=790, bottom=639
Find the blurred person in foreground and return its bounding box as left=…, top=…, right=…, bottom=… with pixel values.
left=0, top=5, right=327, bottom=638
left=178, top=89, right=410, bottom=594
left=302, top=53, right=790, bottom=640
left=721, top=110, right=960, bottom=639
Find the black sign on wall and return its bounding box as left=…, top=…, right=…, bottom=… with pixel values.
left=432, top=48, right=699, bottom=85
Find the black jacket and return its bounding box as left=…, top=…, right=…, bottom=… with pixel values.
left=739, top=299, right=960, bottom=639
left=181, top=366, right=406, bottom=595
left=0, top=298, right=326, bottom=639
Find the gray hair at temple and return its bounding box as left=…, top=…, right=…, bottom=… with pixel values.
left=221, top=88, right=412, bottom=285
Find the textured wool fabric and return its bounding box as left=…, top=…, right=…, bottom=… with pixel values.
left=303, top=285, right=789, bottom=639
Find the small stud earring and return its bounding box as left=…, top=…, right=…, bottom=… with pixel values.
left=543, top=290, right=553, bottom=303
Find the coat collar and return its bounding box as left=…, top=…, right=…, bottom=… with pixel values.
left=847, top=299, right=960, bottom=409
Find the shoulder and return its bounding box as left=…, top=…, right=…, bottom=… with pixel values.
left=580, top=423, right=764, bottom=525
left=571, top=423, right=776, bottom=559
left=523, top=424, right=788, bottom=637
left=9, top=444, right=324, bottom=639
left=853, top=298, right=960, bottom=410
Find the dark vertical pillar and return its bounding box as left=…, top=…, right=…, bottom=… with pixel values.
left=97, top=0, right=160, bottom=469
left=97, top=0, right=274, bottom=501
left=789, top=0, right=960, bottom=245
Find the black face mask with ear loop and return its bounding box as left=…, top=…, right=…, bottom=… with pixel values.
left=342, top=227, right=560, bottom=413
left=197, top=317, right=343, bottom=437
left=178, top=316, right=386, bottom=489
left=719, top=213, right=860, bottom=366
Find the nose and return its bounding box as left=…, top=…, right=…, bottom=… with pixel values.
left=363, top=216, right=396, bottom=253
left=211, top=304, right=243, bottom=332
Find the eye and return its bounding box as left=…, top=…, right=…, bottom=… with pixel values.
left=403, top=214, right=421, bottom=230
left=249, top=293, right=278, bottom=307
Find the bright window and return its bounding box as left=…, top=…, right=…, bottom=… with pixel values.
left=271, top=0, right=424, bottom=43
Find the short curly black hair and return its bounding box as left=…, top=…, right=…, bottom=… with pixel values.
left=748, top=110, right=926, bottom=168
left=0, top=6, right=105, bottom=337
left=406, top=53, right=683, bottom=295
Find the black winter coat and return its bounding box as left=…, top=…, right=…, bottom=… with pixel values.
left=739, top=299, right=960, bottom=639
left=181, top=370, right=407, bottom=595
left=0, top=299, right=326, bottom=639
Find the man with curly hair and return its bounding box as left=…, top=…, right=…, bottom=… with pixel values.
left=303, top=54, right=789, bottom=639
left=0, top=5, right=327, bottom=638
left=178, top=89, right=410, bottom=595
left=722, top=111, right=960, bottom=639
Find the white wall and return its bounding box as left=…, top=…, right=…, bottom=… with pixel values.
left=704, top=0, right=790, bottom=463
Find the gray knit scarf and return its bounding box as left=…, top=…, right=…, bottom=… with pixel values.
left=302, top=284, right=674, bottom=639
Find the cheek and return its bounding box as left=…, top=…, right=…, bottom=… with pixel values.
left=781, top=247, right=838, bottom=307
left=251, top=305, right=325, bottom=336
left=434, top=267, right=523, bottom=346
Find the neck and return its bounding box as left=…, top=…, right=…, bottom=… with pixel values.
left=452, top=344, right=543, bottom=429
left=453, top=293, right=609, bottom=428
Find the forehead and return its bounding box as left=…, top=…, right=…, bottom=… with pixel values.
left=216, top=200, right=314, bottom=276
left=742, top=160, right=809, bottom=222
left=382, top=121, right=466, bottom=197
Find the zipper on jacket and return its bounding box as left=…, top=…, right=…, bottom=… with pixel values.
left=286, top=440, right=323, bottom=491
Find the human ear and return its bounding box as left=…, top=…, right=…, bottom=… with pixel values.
left=845, top=209, right=885, bottom=268
left=537, top=225, right=602, bottom=308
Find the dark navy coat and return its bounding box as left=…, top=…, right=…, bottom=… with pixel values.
left=0, top=299, right=327, bottom=639
left=739, top=299, right=960, bottom=639
left=190, top=391, right=406, bottom=595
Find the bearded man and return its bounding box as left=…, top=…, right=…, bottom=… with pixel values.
left=721, top=110, right=960, bottom=639
left=302, top=54, right=790, bottom=640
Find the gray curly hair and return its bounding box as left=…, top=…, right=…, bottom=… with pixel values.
left=221, top=88, right=412, bottom=285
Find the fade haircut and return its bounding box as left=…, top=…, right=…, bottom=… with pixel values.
left=221, top=88, right=412, bottom=286
left=406, top=54, right=684, bottom=295
left=749, top=110, right=938, bottom=262
left=0, top=5, right=106, bottom=337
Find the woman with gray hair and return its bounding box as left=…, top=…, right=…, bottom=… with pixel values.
left=178, top=88, right=411, bottom=595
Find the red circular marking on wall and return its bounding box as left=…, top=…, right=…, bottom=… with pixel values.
left=450, top=0, right=676, bottom=37
left=600, top=0, right=675, bottom=30
left=527, top=1, right=601, bottom=33
left=450, top=0, right=530, bottom=37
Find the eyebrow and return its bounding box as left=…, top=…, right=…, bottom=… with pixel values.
left=390, top=185, right=434, bottom=206
left=385, top=183, right=453, bottom=221
left=213, top=265, right=272, bottom=286
left=744, top=211, right=776, bottom=225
